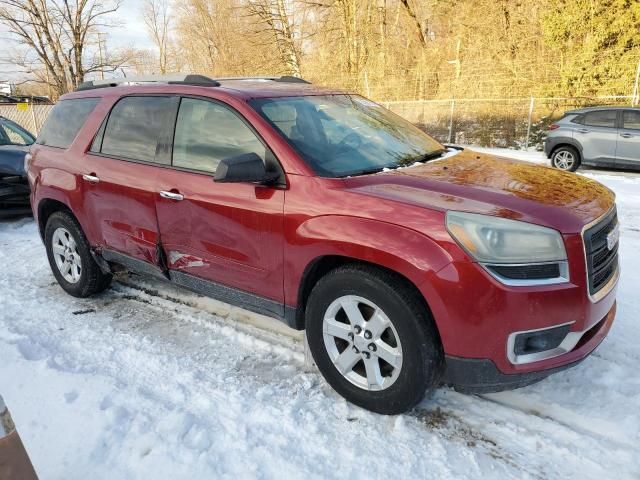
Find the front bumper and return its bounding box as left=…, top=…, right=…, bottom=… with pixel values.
left=442, top=301, right=616, bottom=393
left=421, top=225, right=618, bottom=375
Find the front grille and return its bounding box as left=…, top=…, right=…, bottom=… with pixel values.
left=583, top=207, right=619, bottom=296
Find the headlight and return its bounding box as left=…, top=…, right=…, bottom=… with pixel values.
left=446, top=211, right=567, bottom=264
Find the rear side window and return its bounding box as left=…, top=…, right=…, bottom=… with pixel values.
left=172, top=98, right=266, bottom=173
left=100, top=96, right=172, bottom=164
left=36, top=98, right=99, bottom=148
left=623, top=110, right=640, bottom=130
left=582, top=110, right=617, bottom=128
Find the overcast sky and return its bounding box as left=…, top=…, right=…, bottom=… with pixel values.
left=0, top=1, right=154, bottom=83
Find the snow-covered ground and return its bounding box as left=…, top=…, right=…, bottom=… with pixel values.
left=1, top=148, right=639, bottom=479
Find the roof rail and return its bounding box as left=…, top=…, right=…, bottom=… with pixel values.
left=215, top=76, right=311, bottom=84
left=76, top=74, right=220, bottom=91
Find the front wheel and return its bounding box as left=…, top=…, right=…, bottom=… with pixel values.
left=551, top=146, right=580, bottom=172
left=305, top=265, right=444, bottom=414
left=45, top=211, right=112, bottom=297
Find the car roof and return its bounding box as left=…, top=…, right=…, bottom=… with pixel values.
left=565, top=105, right=640, bottom=115
left=61, top=76, right=349, bottom=102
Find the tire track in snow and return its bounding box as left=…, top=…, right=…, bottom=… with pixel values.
left=110, top=269, right=640, bottom=479
left=2, top=212, right=640, bottom=478
left=478, top=393, right=636, bottom=449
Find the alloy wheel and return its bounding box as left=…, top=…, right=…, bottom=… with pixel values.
left=322, top=295, right=403, bottom=391
left=554, top=150, right=575, bottom=170
left=51, top=227, right=82, bottom=284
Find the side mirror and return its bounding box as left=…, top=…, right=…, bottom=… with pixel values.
left=214, top=153, right=279, bottom=184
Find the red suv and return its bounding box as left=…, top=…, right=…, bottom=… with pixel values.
left=27, top=75, right=619, bottom=414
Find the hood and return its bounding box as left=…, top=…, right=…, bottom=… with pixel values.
left=344, top=150, right=614, bottom=233
left=0, top=145, right=29, bottom=176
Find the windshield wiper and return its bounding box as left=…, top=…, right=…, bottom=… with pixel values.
left=376, top=149, right=447, bottom=173
left=406, top=149, right=446, bottom=164
left=342, top=166, right=386, bottom=178
left=340, top=149, right=447, bottom=178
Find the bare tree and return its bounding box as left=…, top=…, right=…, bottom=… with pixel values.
left=142, top=0, right=170, bottom=74
left=246, top=0, right=302, bottom=77
left=0, top=0, right=125, bottom=97
left=398, top=0, right=426, bottom=48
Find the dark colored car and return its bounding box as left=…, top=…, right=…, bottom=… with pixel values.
left=0, top=117, right=34, bottom=216
left=545, top=106, right=640, bottom=171
left=27, top=75, right=619, bottom=414
left=0, top=396, right=38, bottom=480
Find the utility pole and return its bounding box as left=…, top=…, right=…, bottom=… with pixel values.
left=96, top=32, right=105, bottom=80
left=633, top=58, right=640, bottom=107
left=44, top=68, right=52, bottom=99
left=446, top=40, right=461, bottom=143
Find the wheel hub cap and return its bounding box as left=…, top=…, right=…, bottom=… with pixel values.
left=52, top=227, right=82, bottom=284
left=322, top=295, right=403, bottom=391
left=555, top=151, right=575, bottom=170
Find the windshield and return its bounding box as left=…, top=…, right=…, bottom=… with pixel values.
left=250, top=95, right=444, bottom=177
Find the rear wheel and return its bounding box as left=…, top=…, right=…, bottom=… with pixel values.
left=45, top=211, right=112, bottom=297
left=305, top=264, right=443, bottom=414
left=551, top=146, right=580, bottom=172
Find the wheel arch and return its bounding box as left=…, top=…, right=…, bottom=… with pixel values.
left=37, top=198, right=75, bottom=240
left=286, top=215, right=453, bottom=331
left=550, top=141, right=583, bottom=162
left=290, top=255, right=439, bottom=335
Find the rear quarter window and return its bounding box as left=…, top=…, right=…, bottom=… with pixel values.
left=36, top=98, right=99, bottom=148
left=623, top=110, right=640, bottom=130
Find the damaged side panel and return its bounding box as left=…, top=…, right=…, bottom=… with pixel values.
left=167, top=251, right=209, bottom=270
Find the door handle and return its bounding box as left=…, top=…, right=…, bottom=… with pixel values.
left=159, top=190, right=184, bottom=201
left=620, top=133, right=633, bottom=138
left=577, top=129, right=590, bottom=134
left=82, top=173, right=100, bottom=184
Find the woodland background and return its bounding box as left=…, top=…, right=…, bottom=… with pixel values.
left=1, top=0, right=639, bottom=146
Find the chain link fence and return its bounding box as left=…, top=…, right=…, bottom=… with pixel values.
left=0, top=95, right=637, bottom=150
left=383, top=95, right=638, bottom=149
left=0, top=104, right=53, bottom=135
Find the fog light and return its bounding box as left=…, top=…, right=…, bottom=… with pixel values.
left=513, top=324, right=571, bottom=356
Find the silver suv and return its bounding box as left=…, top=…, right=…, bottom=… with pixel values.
left=545, top=106, right=640, bottom=172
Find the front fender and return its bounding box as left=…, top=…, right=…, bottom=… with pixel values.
left=284, top=215, right=453, bottom=307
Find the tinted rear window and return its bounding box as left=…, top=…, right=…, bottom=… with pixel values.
left=36, top=98, right=99, bottom=148
left=100, top=96, right=171, bottom=163
left=582, top=110, right=617, bottom=128
left=623, top=110, right=640, bottom=130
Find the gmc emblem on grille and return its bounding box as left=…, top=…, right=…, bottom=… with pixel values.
left=607, top=224, right=620, bottom=251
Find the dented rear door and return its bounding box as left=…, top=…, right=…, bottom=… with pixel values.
left=82, top=95, right=178, bottom=268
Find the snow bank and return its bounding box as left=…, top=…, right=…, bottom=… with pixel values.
left=1, top=156, right=639, bottom=479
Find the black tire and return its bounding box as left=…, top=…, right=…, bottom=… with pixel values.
left=551, top=145, right=581, bottom=172
left=44, top=211, right=112, bottom=297
left=305, top=264, right=444, bottom=415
